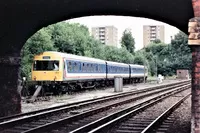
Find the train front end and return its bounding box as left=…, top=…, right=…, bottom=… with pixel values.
left=31, top=52, right=63, bottom=83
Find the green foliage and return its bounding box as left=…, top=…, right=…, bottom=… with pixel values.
left=138, top=31, right=191, bottom=77
left=133, top=53, right=145, bottom=65
left=21, top=22, right=136, bottom=79
left=153, top=39, right=161, bottom=44
left=21, top=22, right=190, bottom=80
left=21, top=29, right=55, bottom=79
left=121, top=29, right=135, bottom=54
left=103, top=46, right=134, bottom=63
left=145, top=43, right=166, bottom=55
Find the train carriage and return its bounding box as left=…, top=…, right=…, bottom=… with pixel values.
left=129, top=64, right=148, bottom=83
left=63, top=55, right=106, bottom=81
left=106, top=61, right=130, bottom=79
left=31, top=51, right=148, bottom=95
left=32, top=51, right=107, bottom=82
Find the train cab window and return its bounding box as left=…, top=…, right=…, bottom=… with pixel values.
left=33, top=60, right=59, bottom=71
left=53, top=62, right=59, bottom=71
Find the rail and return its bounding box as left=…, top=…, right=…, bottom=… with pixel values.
left=0, top=80, right=189, bottom=123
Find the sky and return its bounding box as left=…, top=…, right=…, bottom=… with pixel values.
left=66, top=15, right=180, bottom=50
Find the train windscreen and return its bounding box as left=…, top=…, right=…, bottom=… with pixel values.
left=33, top=60, right=59, bottom=71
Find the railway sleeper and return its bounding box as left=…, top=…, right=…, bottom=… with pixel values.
left=115, top=129, right=139, bottom=133
left=156, top=128, right=169, bottom=132
left=14, top=126, right=32, bottom=130
left=119, top=126, right=145, bottom=130
left=121, top=123, right=149, bottom=127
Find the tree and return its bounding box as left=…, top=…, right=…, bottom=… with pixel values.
left=20, top=22, right=141, bottom=80
left=121, top=29, right=135, bottom=54
left=136, top=31, right=192, bottom=77
left=21, top=28, right=55, bottom=79
left=153, top=39, right=161, bottom=44
left=170, top=31, right=191, bottom=70
left=49, top=22, right=89, bottom=56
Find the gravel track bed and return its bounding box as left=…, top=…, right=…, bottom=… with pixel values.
left=5, top=89, right=158, bottom=133
left=163, top=95, right=191, bottom=133
left=47, top=95, right=155, bottom=133
left=21, top=80, right=180, bottom=113
left=2, top=83, right=184, bottom=133
left=107, top=89, right=190, bottom=133
left=45, top=87, right=189, bottom=133
left=65, top=86, right=176, bottom=114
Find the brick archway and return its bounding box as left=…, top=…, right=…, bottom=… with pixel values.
left=0, top=0, right=195, bottom=124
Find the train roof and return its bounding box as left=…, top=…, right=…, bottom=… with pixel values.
left=106, top=61, right=129, bottom=67
left=36, top=51, right=145, bottom=68
left=38, top=51, right=106, bottom=63
left=129, top=64, right=145, bottom=68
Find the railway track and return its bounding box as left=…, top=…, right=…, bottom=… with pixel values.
left=0, top=80, right=190, bottom=133
left=140, top=93, right=190, bottom=133
left=0, top=80, right=188, bottom=123
left=87, top=89, right=190, bottom=133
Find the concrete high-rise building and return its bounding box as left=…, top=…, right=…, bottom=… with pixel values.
left=143, top=25, right=165, bottom=48
left=91, top=26, right=118, bottom=47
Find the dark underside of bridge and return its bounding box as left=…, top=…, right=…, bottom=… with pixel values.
left=0, top=0, right=194, bottom=116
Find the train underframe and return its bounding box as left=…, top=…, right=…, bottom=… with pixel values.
left=26, top=77, right=147, bottom=97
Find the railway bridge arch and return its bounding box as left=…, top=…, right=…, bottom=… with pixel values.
left=0, top=0, right=198, bottom=132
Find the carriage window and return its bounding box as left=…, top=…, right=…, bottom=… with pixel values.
left=92, top=64, right=95, bottom=72
left=78, top=62, right=81, bottom=71
left=33, top=60, right=59, bottom=71
left=91, top=64, right=93, bottom=72
left=67, top=61, right=73, bottom=72
left=82, top=63, right=85, bottom=72
left=98, top=64, right=101, bottom=72
left=87, top=64, right=90, bottom=72
left=96, top=64, right=98, bottom=72
left=74, top=62, right=78, bottom=72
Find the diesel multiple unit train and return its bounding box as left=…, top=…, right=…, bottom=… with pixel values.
left=31, top=51, right=148, bottom=95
